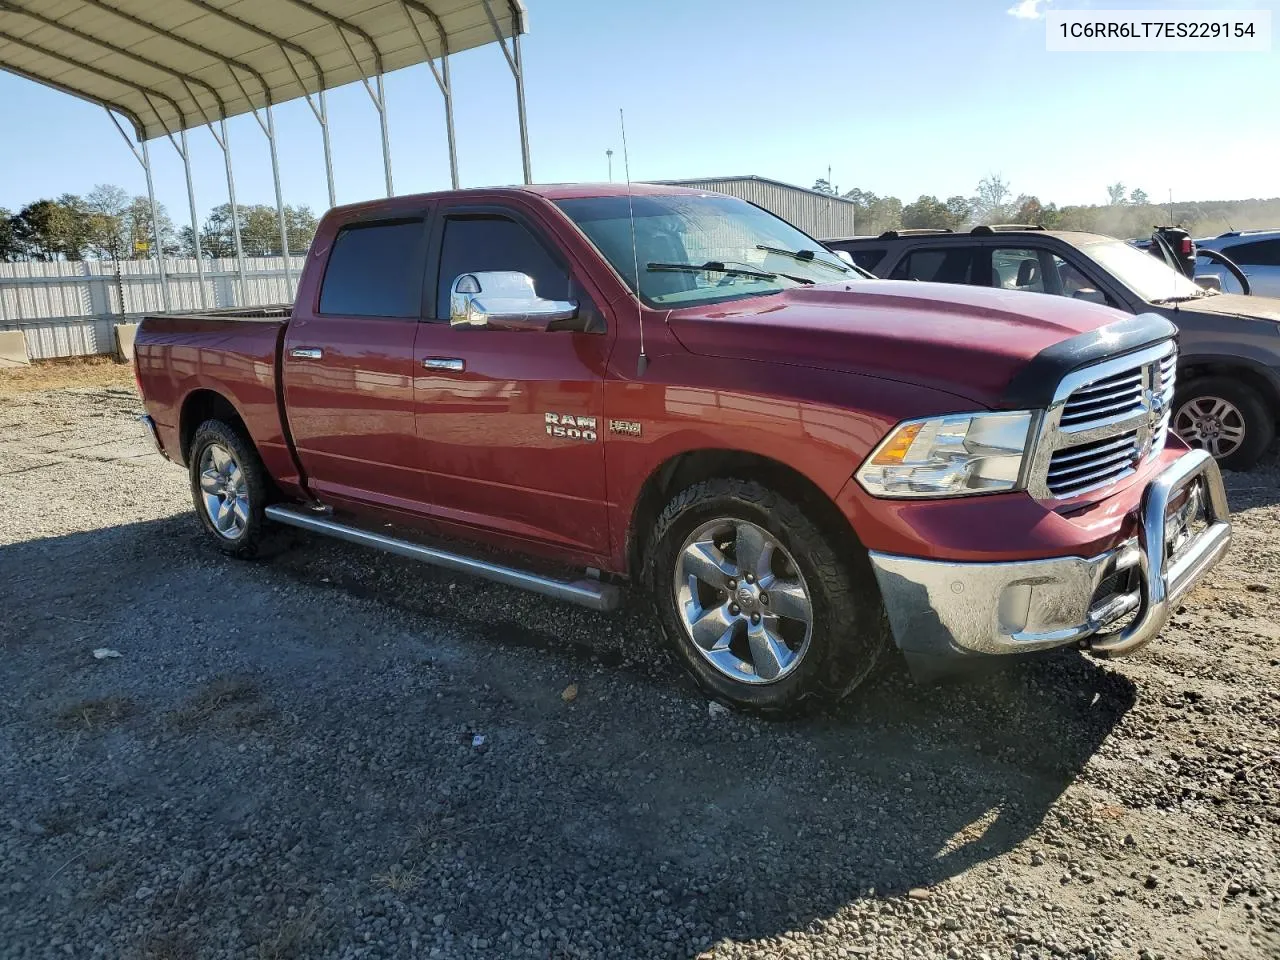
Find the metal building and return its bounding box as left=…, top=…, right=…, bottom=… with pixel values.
left=656, top=175, right=859, bottom=239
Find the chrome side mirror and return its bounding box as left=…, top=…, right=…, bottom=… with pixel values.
left=1193, top=274, right=1223, bottom=292
left=449, top=272, right=578, bottom=331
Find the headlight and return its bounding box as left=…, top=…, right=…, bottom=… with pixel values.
left=856, top=411, right=1034, bottom=498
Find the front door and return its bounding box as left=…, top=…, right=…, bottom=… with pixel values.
left=282, top=216, right=431, bottom=514
left=412, top=205, right=613, bottom=558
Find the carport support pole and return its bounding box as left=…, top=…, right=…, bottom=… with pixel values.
left=178, top=130, right=208, bottom=309
left=442, top=56, right=459, bottom=188
left=376, top=75, right=394, bottom=197
left=265, top=106, right=293, bottom=293
left=218, top=121, right=249, bottom=306
left=319, top=91, right=336, bottom=208
left=140, top=139, right=171, bottom=312
left=512, top=32, right=531, bottom=184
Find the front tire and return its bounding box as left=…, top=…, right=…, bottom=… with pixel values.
left=1172, top=377, right=1273, bottom=471
left=646, top=478, right=889, bottom=717
left=188, top=419, right=270, bottom=558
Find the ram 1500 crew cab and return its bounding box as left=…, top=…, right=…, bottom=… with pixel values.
left=134, top=184, right=1232, bottom=715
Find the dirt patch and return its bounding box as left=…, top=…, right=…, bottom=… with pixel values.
left=55, top=695, right=138, bottom=732
left=0, top=356, right=133, bottom=398
left=168, top=675, right=275, bottom=732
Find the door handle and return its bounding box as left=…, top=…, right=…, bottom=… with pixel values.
left=290, top=347, right=323, bottom=360
left=423, top=357, right=465, bottom=372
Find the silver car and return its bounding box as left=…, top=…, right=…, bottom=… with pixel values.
left=1195, top=230, right=1280, bottom=298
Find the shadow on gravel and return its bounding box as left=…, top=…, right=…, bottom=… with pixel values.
left=3, top=517, right=1138, bottom=957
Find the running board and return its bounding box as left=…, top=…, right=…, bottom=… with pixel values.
left=264, top=505, right=622, bottom=612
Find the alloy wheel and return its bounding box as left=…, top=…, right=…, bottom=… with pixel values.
left=673, top=518, right=814, bottom=684
left=198, top=442, right=250, bottom=540
left=1173, top=396, right=1246, bottom=460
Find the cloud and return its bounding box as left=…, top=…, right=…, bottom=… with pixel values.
left=1007, top=0, right=1051, bottom=18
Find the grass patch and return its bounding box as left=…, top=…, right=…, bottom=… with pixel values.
left=56, top=696, right=137, bottom=731
left=372, top=863, right=422, bottom=893
left=255, top=903, right=322, bottom=960
left=133, top=933, right=196, bottom=960
left=169, top=675, right=275, bottom=732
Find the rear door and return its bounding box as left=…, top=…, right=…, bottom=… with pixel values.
left=282, top=215, right=431, bottom=514
left=1222, top=238, right=1280, bottom=297
left=411, top=203, right=614, bottom=558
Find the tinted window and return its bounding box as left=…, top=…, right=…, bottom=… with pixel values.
left=436, top=216, right=569, bottom=319
left=846, top=247, right=887, bottom=272
left=319, top=220, right=425, bottom=317
left=1224, top=239, right=1280, bottom=266
left=890, top=247, right=978, bottom=284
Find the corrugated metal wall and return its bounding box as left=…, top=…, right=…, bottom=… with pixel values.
left=0, top=256, right=304, bottom=360
left=657, top=178, right=859, bottom=239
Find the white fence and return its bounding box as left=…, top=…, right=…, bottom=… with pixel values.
left=0, top=256, right=304, bottom=360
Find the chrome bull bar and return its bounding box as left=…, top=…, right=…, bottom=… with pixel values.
left=1087, top=448, right=1231, bottom=657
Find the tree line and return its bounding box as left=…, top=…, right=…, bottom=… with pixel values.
left=0, top=184, right=318, bottom=263
left=811, top=176, right=1280, bottom=240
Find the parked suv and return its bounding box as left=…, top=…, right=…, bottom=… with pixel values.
left=826, top=226, right=1280, bottom=470
left=1194, top=230, right=1280, bottom=298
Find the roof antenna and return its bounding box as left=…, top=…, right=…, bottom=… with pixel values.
left=620, top=108, right=647, bottom=378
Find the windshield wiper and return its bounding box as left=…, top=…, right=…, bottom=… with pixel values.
left=646, top=260, right=815, bottom=286
left=755, top=244, right=848, bottom=274
left=1150, top=291, right=1212, bottom=304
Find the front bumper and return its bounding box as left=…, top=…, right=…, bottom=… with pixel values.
left=868, top=449, right=1231, bottom=661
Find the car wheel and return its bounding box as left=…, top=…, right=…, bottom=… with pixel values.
left=1172, top=377, right=1274, bottom=471
left=646, top=478, right=889, bottom=717
left=188, top=419, right=270, bottom=558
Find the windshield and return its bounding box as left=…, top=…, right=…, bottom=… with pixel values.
left=555, top=193, right=857, bottom=307
left=1080, top=238, right=1204, bottom=302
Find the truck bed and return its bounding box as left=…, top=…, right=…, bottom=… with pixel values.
left=133, top=305, right=302, bottom=493
left=141, top=304, right=293, bottom=322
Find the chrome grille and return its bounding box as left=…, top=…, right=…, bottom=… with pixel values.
left=1059, top=369, right=1144, bottom=426
left=1034, top=342, right=1177, bottom=499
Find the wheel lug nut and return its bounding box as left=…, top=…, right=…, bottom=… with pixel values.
left=745, top=573, right=754, bottom=584
left=727, top=579, right=737, bottom=589
left=729, top=604, right=740, bottom=616
left=751, top=613, right=760, bottom=624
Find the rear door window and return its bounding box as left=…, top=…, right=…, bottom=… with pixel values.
left=1224, top=238, right=1280, bottom=266
left=992, top=248, right=1046, bottom=292
left=318, top=220, right=426, bottom=317
left=435, top=215, right=570, bottom=320
left=889, top=247, right=979, bottom=284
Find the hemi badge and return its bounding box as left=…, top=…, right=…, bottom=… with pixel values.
left=609, top=419, right=642, bottom=437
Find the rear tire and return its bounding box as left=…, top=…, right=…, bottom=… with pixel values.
left=645, top=478, right=889, bottom=718
left=1172, top=376, right=1273, bottom=471
left=188, top=419, right=270, bottom=559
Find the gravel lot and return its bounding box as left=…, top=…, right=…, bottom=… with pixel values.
left=2, top=372, right=1278, bottom=960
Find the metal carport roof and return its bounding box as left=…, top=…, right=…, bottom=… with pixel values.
left=0, top=0, right=526, bottom=141
left=0, top=0, right=532, bottom=311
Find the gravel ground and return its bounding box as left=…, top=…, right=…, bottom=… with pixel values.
left=1, top=378, right=1278, bottom=960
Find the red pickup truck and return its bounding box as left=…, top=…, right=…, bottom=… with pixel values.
left=135, top=184, right=1232, bottom=715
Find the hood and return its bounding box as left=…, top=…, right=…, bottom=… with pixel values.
left=666, top=281, right=1132, bottom=408
left=1168, top=292, right=1280, bottom=323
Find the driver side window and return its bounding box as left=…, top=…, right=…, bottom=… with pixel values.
left=435, top=215, right=570, bottom=320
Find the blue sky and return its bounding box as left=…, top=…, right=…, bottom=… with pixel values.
left=0, top=0, right=1276, bottom=222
